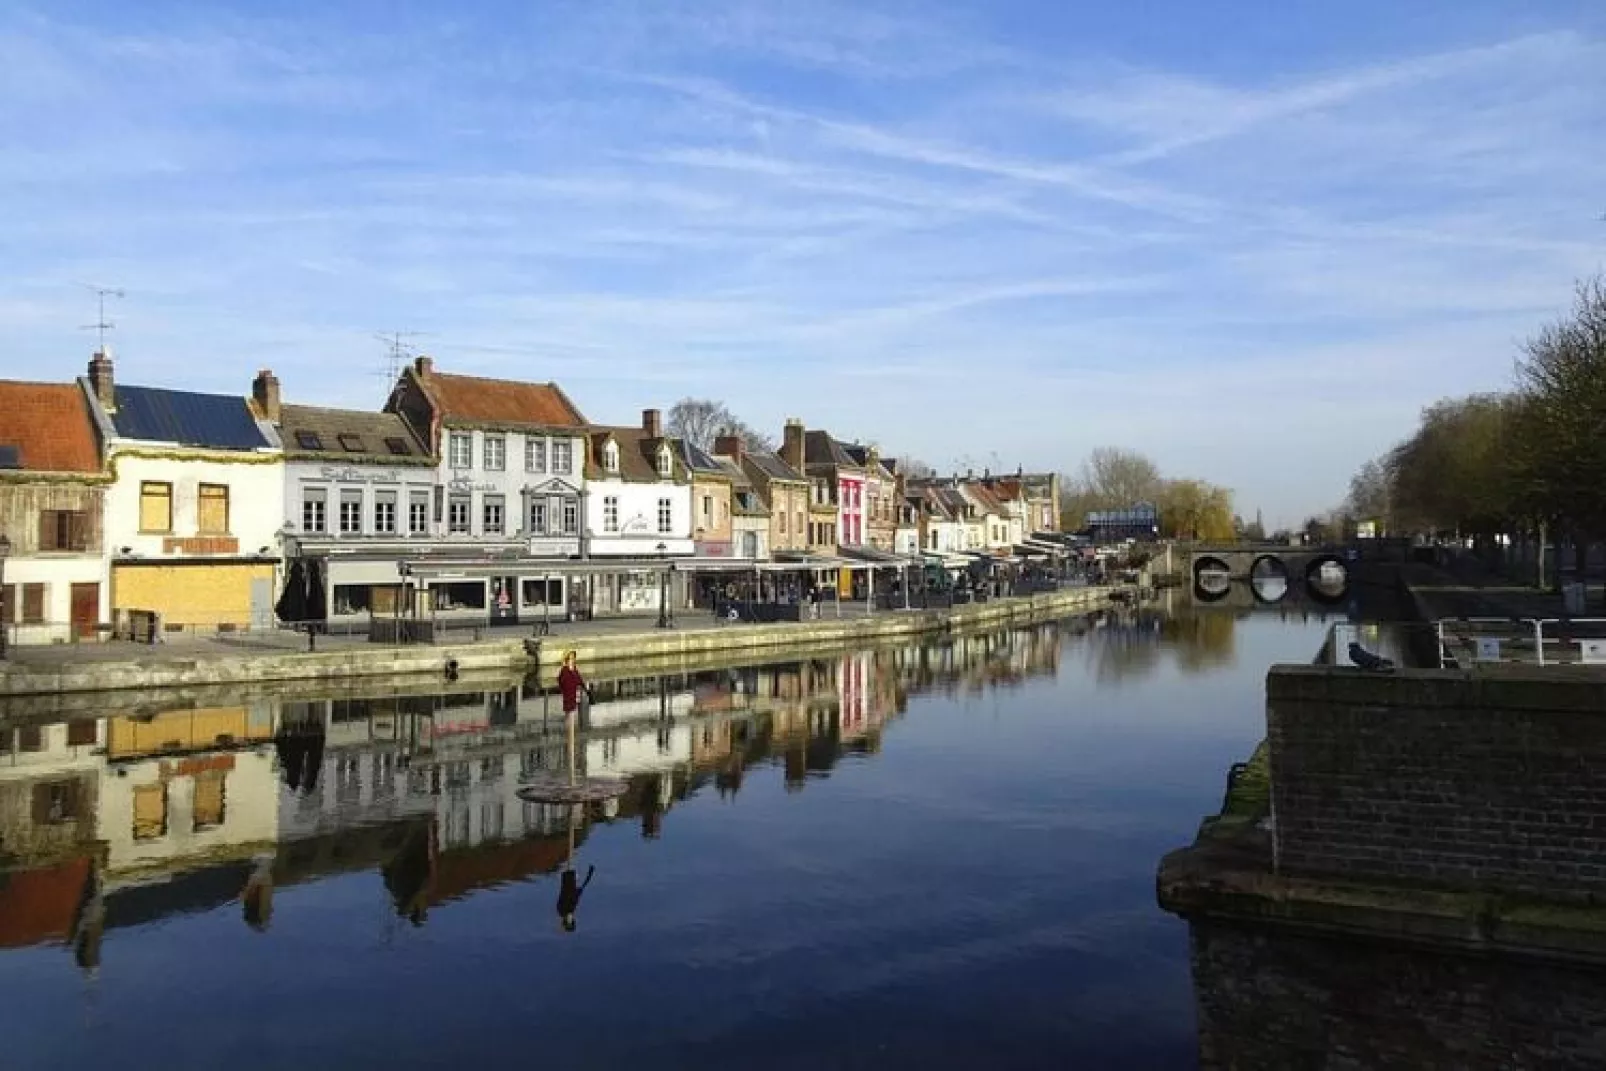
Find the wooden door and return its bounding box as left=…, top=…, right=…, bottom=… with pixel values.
left=70, top=583, right=99, bottom=640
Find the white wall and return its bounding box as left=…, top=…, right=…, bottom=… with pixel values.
left=733, top=516, right=768, bottom=559
left=3, top=555, right=107, bottom=643
left=284, top=459, right=436, bottom=542
left=894, top=527, right=920, bottom=556
left=433, top=427, right=588, bottom=552
left=105, top=448, right=285, bottom=558
left=585, top=477, right=694, bottom=557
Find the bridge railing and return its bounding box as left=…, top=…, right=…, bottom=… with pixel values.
left=1433, top=617, right=1606, bottom=668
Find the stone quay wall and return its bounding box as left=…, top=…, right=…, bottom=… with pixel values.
left=1268, top=665, right=1606, bottom=898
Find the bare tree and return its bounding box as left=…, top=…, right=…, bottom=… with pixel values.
left=1345, top=458, right=1392, bottom=529
left=1081, top=447, right=1163, bottom=507
left=666, top=397, right=774, bottom=453
left=900, top=458, right=937, bottom=479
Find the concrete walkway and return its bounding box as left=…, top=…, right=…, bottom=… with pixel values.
left=0, top=594, right=1077, bottom=666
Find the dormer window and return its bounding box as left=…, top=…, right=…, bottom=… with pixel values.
left=603, top=440, right=620, bottom=474
left=656, top=445, right=673, bottom=479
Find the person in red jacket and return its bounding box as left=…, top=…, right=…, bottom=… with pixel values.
left=557, top=650, right=588, bottom=715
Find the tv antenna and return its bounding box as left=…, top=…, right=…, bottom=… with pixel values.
left=375, top=330, right=432, bottom=390
left=80, top=285, right=124, bottom=352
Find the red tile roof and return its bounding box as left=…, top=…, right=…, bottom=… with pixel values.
left=0, top=380, right=102, bottom=473
left=419, top=369, right=588, bottom=429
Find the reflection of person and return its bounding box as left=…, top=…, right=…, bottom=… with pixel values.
left=557, top=650, right=589, bottom=714
left=556, top=864, right=595, bottom=932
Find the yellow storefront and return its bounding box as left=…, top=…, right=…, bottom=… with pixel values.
left=112, top=561, right=277, bottom=632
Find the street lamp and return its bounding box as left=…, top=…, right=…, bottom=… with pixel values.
left=656, top=542, right=673, bottom=629
left=0, top=533, right=11, bottom=659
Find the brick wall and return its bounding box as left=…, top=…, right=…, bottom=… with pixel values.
left=1189, top=919, right=1606, bottom=1070
left=1268, top=665, right=1606, bottom=896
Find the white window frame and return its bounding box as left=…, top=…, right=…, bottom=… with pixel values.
left=483, top=496, right=505, bottom=535
left=603, top=441, right=620, bottom=474
left=562, top=497, right=579, bottom=535
left=448, top=496, right=472, bottom=534
left=658, top=497, right=673, bottom=534
left=409, top=493, right=429, bottom=535
left=551, top=440, right=572, bottom=475
left=529, top=498, right=548, bottom=535
left=302, top=489, right=327, bottom=534
left=449, top=433, right=472, bottom=470
left=525, top=438, right=547, bottom=474
left=484, top=435, right=506, bottom=472
left=603, top=496, right=619, bottom=533
left=656, top=446, right=673, bottom=479
left=339, top=490, right=363, bottom=535
left=374, top=491, right=397, bottom=535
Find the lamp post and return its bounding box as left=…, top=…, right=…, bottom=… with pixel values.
left=656, top=542, right=673, bottom=629
left=0, top=533, right=10, bottom=659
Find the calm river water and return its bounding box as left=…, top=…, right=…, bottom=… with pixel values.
left=0, top=596, right=1346, bottom=1069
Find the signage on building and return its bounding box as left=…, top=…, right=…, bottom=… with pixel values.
left=448, top=476, right=500, bottom=493
left=621, top=513, right=652, bottom=535
left=528, top=538, right=579, bottom=557
left=320, top=465, right=402, bottom=485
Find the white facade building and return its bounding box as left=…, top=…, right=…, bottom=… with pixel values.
left=385, top=356, right=592, bottom=624
left=82, top=355, right=284, bottom=632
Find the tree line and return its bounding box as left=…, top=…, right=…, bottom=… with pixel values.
left=1336, top=276, right=1606, bottom=572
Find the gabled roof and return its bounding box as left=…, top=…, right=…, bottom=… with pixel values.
left=746, top=451, right=807, bottom=484
left=675, top=438, right=729, bottom=479
left=0, top=380, right=102, bottom=473
left=586, top=426, right=682, bottom=483
left=108, top=385, right=272, bottom=451
left=416, top=367, right=588, bottom=430
left=279, top=404, right=433, bottom=466
left=804, top=430, right=863, bottom=469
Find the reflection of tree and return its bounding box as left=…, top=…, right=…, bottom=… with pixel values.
left=1163, top=610, right=1239, bottom=673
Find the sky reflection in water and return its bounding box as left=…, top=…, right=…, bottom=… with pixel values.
left=0, top=597, right=1340, bottom=1070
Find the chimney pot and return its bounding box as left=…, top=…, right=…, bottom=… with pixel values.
left=642, top=408, right=662, bottom=438
left=88, top=350, right=116, bottom=412
left=252, top=369, right=281, bottom=423
left=714, top=433, right=744, bottom=463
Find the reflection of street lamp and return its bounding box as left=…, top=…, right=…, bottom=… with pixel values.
left=0, top=533, right=11, bottom=660
left=656, top=542, right=671, bottom=629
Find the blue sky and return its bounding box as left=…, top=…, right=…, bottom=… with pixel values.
left=2, top=0, right=1603, bottom=526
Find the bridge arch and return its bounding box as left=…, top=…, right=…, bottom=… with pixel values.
left=1304, top=554, right=1349, bottom=604
left=1250, top=555, right=1290, bottom=604
left=1194, top=555, right=1232, bottom=602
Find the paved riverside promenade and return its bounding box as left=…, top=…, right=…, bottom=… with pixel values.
left=0, top=585, right=1121, bottom=698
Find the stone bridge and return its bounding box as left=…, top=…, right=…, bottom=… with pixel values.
left=1165, top=543, right=1351, bottom=584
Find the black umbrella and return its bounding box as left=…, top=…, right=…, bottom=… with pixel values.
left=305, top=558, right=328, bottom=626
left=274, top=559, right=308, bottom=623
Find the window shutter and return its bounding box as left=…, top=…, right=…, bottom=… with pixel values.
left=39, top=510, right=54, bottom=551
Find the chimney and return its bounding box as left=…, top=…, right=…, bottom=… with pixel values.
left=251, top=369, right=281, bottom=423
left=413, top=355, right=433, bottom=377
left=87, top=349, right=115, bottom=411
left=714, top=432, right=744, bottom=463
left=782, top=418, right=805, bottom=471
left=642, top=408, right=662, bottom=439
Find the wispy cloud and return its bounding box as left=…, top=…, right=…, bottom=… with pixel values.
left=0, top=1, right=1600, bottom=526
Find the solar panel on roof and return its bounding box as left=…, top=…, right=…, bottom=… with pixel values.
left=111, top=386, right=270, bottom=450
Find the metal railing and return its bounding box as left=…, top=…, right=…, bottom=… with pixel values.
left=1433, top=617, right=1606, bottom=668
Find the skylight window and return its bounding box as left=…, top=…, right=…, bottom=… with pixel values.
left=294, top=431, right=323, bottom=450
left=338, top=434, right=364, bottom=452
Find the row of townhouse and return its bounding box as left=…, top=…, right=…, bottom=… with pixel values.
left=0, top=350, right=1060, bottom=641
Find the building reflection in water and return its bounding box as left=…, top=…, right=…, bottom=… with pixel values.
left=0, top=608, right=1213, bottom=972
